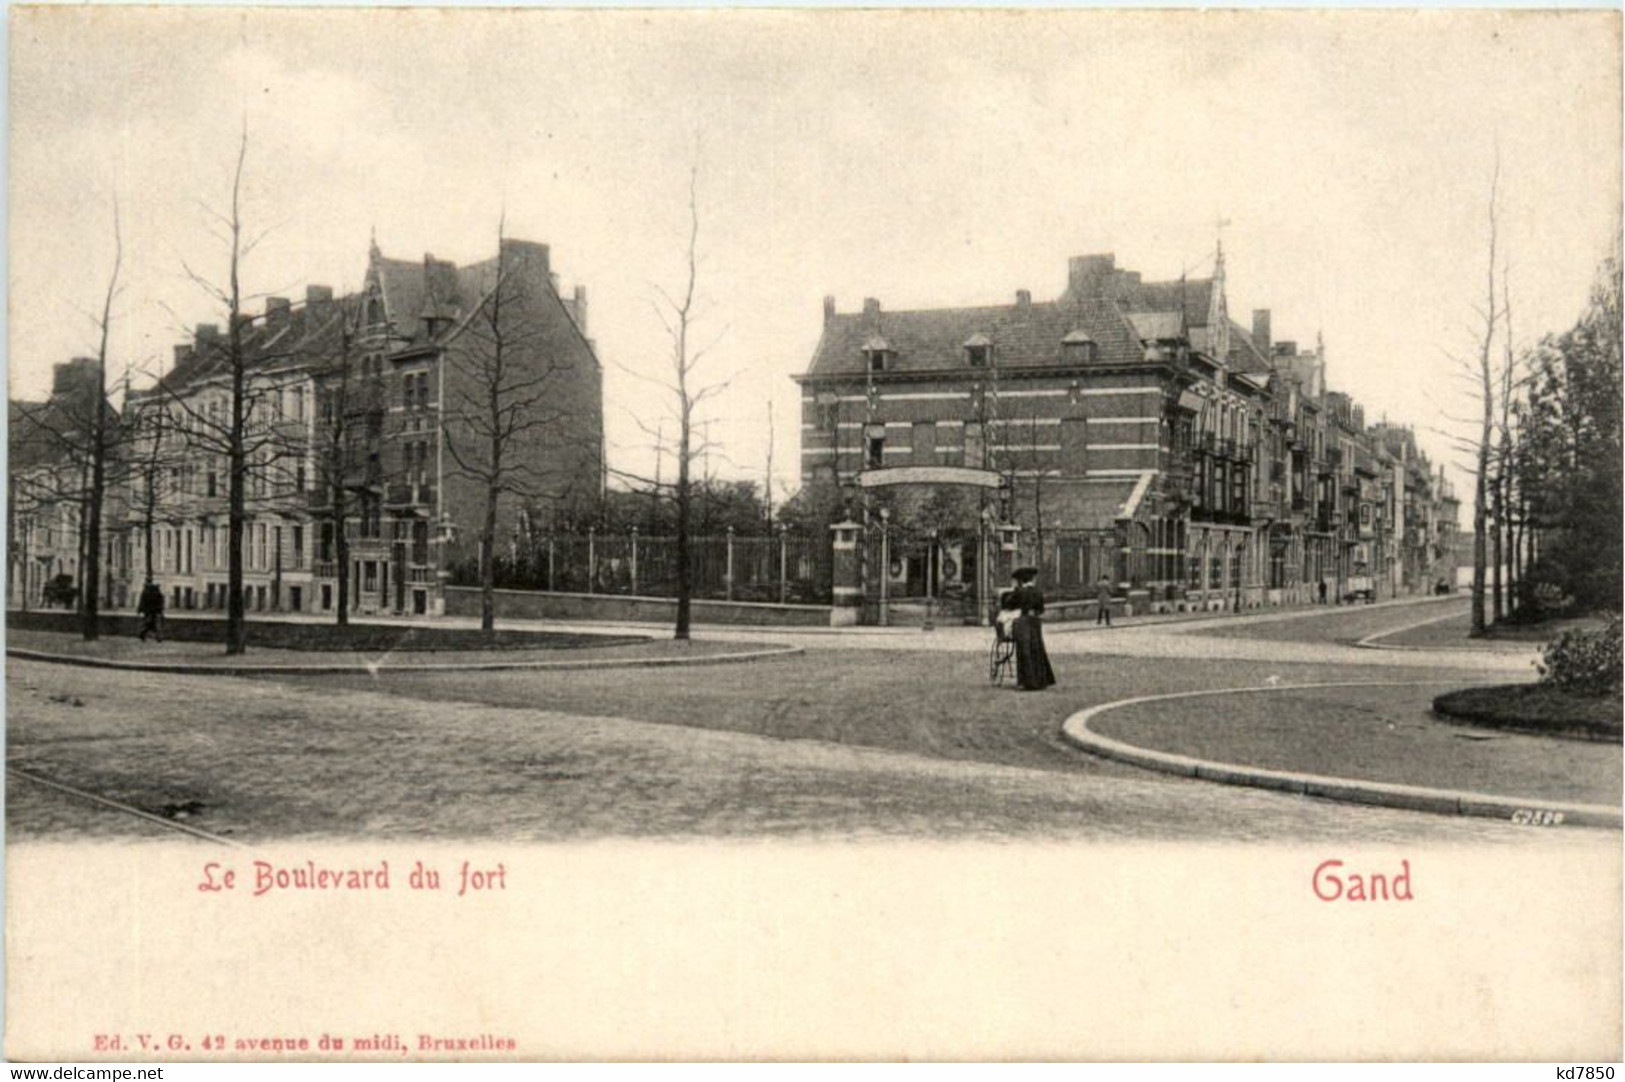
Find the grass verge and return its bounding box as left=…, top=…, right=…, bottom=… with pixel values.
left=1433, top=683, right=1622, bottom=742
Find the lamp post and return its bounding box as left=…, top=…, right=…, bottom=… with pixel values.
left=878, top=507, right=891, bottom=627
left=922, top=526, right=936, bottom=632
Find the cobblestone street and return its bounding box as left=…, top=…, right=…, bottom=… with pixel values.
left=5, top=597, right=1610, bottom=844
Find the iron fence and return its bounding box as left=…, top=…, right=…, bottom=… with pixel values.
left=449, top=530, right=833, bottom=604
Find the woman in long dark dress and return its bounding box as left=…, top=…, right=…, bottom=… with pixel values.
left=1008, top=567, right=1056, bottom=690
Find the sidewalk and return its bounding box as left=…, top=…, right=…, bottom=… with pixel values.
left=5, top=628, right=801, bottom=674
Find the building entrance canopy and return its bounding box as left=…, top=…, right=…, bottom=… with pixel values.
left=856, top=466, right=1006, bottom=490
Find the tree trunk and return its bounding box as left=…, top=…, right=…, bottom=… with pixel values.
left=334, top=503, right=350, bottom=627
left=480, top=482, right=498, bottom=632
left=1491, top=465, right=1504, bottom=623
left=675, top=412, right=692, bottom=641
left=82, top=415, right=105, bottom=640
left=227, top=322, right=248, bottom=655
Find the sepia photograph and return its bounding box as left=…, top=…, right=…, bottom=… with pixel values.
left=5, top=4, right=1621, bottom=1062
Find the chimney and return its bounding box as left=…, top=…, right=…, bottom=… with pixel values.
left=1016, top=289, right=1032, bottom=310
left=173, top=344, right=194, bottom=368
left=499, top=238, right=551, bottom=276
left=52, top=358, right=98, bottom=397
left=305, top=285, right=334, bottom=306
left=572, top=285, right=589, bottom=334
left=823, top=295, right=836, bottom=324
left=195, top=323, right=220, bottom=348
left=1252, top=309, right=1271, bottom=356
left=266, top=296, right=291, bottom=327
left=862, top=297, right=881, bottom=329
left=1066, top=254, right=1116, bottom=298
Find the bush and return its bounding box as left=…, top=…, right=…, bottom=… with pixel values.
left=1537, top=613, right=1623, bottom=695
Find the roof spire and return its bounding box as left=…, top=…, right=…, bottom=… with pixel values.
left=369, top=225, right=381, bottom=262
left=1207, top=230, right=1229, bottom=364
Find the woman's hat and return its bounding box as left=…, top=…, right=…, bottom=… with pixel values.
left=1012, top=566, right=1039, bottom=582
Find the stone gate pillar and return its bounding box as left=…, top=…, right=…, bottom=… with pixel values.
left=829, top=520, right=863, bottom=627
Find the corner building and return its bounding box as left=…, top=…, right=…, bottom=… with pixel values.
left=122, top=238, right=603, bottom=618
left=797, top=248, right=1456, bottom=623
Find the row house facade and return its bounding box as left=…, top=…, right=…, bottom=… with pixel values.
left=796, top=247, right=1460, bottom=622
left=7, top=358, right=134, bottom=611
left=117, top=237, right=603, bottom=619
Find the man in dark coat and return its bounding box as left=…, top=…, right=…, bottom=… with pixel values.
left=137, top=580, right=165, bottom=642
left=1009, top=567, right=1056, bottom=691
left=1095, top=575, right=1114, bottom=627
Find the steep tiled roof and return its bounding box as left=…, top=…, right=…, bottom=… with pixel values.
left=1226, top=319, right=1274, bottom=375
left=142, top=298, right=347, bottom=401
left=1114, top=277, right=1215, bottom=328
left=806, top=295, right=1149, bottom=378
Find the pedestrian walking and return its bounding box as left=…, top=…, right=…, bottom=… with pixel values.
left=1007, top=567, right=1055, bottom=691
left=137, top=580, right=165, bottom=643
left=1095, top=574, right=1114, bottom=627
left=1317, top=579, right=1328, bottom=605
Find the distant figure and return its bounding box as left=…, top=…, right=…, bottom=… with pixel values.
left=137, top=580, right=165, bottom=643
left=1009, top=567, right=1055, bottom=691
left=1317, top=579, right=1328, bottom=605
left=1095, top=575, right=1114, bottom=627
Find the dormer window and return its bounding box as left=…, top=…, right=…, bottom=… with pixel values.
left=862, top=335, right=890, bottom=373
left=1062, top=329, right=1098, bottom=364
left=964, top=333, right=992, bottom=367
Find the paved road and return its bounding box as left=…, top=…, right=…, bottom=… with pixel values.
left=2, top=657, right=1583, bottom=845
left=6, top=598, right=1594, bottom=843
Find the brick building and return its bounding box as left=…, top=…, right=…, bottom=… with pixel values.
left=118, top=237, right=602, bottom=618
left=796, top=247, right=1459, bottom=623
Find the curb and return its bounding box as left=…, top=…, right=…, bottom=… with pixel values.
left=6, top=643, right=805, bottom=676
left=1061, top=681, right=1622, bottom=830
left=1354, top=608, right=1543, bottom=656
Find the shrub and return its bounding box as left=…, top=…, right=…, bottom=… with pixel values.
left=1538, top=613, right=1623, bottom=695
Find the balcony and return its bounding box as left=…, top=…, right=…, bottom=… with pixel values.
left=313, top=561, right=338, bottom=579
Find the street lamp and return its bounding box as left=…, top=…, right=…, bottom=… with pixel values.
left=878, top=506, right=891, bottom=627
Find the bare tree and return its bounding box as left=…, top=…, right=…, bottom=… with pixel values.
left=150, top=125, right=303, bottom=654
left=311, top=298, right=362, bottom=626
left=79, top=203, right=122, bottom=639
left=607, top=159, right=730, bottom=641
left=441, top=221, right=581, bottom=632
left=10, top=202, right=126, bottom=637
left=1468, top=159, right=1501, bottom=637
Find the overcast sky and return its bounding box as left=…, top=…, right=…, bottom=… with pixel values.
left=10, top=8, right=1620, bottom=509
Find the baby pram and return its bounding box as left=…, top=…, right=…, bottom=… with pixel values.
left=989, top=609, right=1018, bottom=686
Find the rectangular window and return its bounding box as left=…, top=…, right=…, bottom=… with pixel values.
left=966, top=346, right=988, bottom=367
left=292, top=526, right=305, bottom=569
left=865, top=435, right=885, bottom=469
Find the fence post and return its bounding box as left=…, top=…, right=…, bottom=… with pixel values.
left=778, top=524, right=788, bottom=604
left=630, top=526, right=639, bottom=596
left=725, top=526, right=735, bottom=601
left=587, top=528, right=596, bottom=595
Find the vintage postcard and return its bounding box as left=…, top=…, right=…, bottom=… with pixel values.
left=5, top=5, right=1621, bottom=1062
